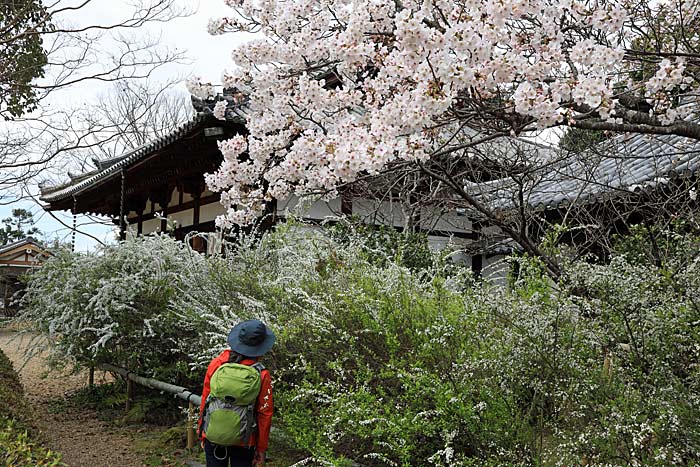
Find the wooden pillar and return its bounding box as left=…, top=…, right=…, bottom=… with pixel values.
left=472, top=254, right=483, bottom=278
left=182, top=177, right=205, bottom=230
left=341, top=192, right=353, bottom=216
left=137, top=210, right=144, bottom=236
left=161, top=202, right=169, bottom=233
left=119, top=168, right=127, bottom=241
left=193, top=191, right=201, bottom=228
left=150, top=186, right=173, bottom=234
left=132, top=196, right=147, bottom=237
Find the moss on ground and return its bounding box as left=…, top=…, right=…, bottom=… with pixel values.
left=0, top=347, right=63, bottom=466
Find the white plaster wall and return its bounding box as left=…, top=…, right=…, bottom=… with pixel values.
left=182, top=192, right=194, bottom=203
left=169, top=189, right=180, bottom=207
left=276, top=195, right=342, bottom=220
left=482, top=254, right=510, bottom=286
left=169, top=208, right=194, bottom=230
left=352, top=199, right=405, bottom=228
left=478, top=225, right=510, bottom=246
left=427, top=235, right=472, bottom=266
left=421, top=209, right=472, bottom=233
left=200, top=202, right=226, bottom=224
left=142, top=218, right=161, bottom=234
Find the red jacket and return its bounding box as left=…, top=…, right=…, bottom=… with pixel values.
left=198, top=349, right=273, bottom=452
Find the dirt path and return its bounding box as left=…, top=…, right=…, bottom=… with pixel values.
left=0, top=330, right=145, bottom=467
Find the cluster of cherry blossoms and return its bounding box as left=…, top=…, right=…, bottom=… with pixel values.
left=189, top=0, right=699, bottom=226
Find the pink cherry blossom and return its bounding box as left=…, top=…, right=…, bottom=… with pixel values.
left=193, top=0, right=699, bottom=225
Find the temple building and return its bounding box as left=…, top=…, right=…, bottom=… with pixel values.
left=42, top=92, right=697, bottom=282
left=39, top=112, right=242, bottom=251
left=0, top=238, right=48, bottom=316
left=39, top=95, right=478, bottom=263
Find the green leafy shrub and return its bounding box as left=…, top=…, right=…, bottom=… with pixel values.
left=19, top=223, right=700, bottom=466
left=0, top=421, right=62, bottom=467
left=327, top=217, right=437, bottom=271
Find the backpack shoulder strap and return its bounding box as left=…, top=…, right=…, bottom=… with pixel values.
left=251, top=362, right=265, bottom=373
left=228, top=351, right=242, bottom=364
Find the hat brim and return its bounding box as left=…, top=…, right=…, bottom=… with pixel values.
left=227, top=323, right=276, bottom=357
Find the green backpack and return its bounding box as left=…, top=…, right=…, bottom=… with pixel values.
left=202, top=360, right=264, bottom=446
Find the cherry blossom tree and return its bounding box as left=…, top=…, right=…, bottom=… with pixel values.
left=190, top=0, right=700, bottom=277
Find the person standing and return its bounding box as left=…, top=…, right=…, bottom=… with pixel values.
left=198, top=319, right=275, bottom=467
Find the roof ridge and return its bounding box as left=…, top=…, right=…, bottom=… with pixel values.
left=39, top=112, right=241, bottom=203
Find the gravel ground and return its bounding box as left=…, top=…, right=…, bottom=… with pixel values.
left=0, top=330, right=145, bottom=467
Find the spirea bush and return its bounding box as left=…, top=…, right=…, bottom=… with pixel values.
left=20, top=224, right=700, bottom=466
left=20, top=234, right=205, bottom=381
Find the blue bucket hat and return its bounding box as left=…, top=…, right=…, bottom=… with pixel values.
left=227, top=319, right=276, bottom=357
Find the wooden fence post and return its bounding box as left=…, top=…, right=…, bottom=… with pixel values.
left=187, top=401, right=196, bottom=449
left=603, top=351, right=613, bottom=381
left=88, top=366, right=95, bottom=387
left=126, top=378, right=134, bottom=412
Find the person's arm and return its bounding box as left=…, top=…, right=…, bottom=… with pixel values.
left=198, top=351, right=227, bottom=437
left=255, top=369, right=274, bottom=453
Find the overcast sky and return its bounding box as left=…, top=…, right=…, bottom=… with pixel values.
left=1, top=0, right=245, bottom=251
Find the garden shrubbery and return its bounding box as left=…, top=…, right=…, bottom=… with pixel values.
left=0, top=348, right=62, bottom=466
left=20, top=234, right=205, bottom=383
left=19, top=222, right=700, bottom=466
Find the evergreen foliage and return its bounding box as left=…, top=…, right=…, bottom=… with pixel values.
left=0, top=208, right=40, bottom=245
left=0, top=0, right=51, bottom=118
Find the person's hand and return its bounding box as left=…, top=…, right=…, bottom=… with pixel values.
left=252, top=449, right=266, bottom=466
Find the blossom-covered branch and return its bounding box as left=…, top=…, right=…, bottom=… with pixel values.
left=191, top=0, right=700, bottom=226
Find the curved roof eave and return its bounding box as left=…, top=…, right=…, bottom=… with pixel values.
left=40, top=112, right=243, bottom=203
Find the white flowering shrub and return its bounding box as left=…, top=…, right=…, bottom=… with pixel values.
left=20, top=224, right=700, bottom=466
left=20, top=234, right=205, bottom=381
